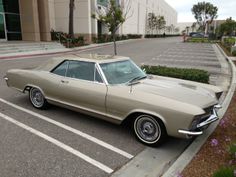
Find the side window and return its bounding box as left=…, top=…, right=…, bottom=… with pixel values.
left=51, top=60, right=69, bottom=76
left=66, top=61, right=95, bottom=81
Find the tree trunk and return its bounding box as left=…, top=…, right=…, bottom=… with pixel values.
left=112, top=32, right=117, bottom=55
left=69, top=0, right=75, bottom=38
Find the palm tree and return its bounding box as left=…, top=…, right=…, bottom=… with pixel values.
left=69, top=0, right=75, bottom=37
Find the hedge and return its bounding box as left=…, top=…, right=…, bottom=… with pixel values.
left=92, top=34, right=142, bottom=44
left=145, top=34, right=180, bottom=38
left=141, top=65, right=210, bottom=83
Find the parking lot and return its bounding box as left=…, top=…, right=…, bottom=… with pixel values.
left=0, top=37, right=230, bottom=177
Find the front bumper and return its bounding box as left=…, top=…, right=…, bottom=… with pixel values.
left=178, top=104, right=221, bottom=136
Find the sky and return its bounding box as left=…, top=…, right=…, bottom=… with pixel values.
left=165, top=0, right=236, bottom=22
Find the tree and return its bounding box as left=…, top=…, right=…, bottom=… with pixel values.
left=191, top=1, right=218, bottom=34
left=218, top=17, right=236, bottom=36
left=156, top=16, right=166, bottom=34
left=191, top=22, right=197, bottom=32
left=92, top=0, right=131, bottom=55
left=174, top=27, right=180, bottom=34
left=186, top=26, right=190, bottom=35
left=69, top=0, right=75, bottom=37
left=147, top=13, right=157, bottom=34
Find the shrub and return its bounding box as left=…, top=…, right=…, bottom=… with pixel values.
left=127, top=34, right=142, bottom=39
left=141, top=65, right=210, bottom=83
left=229, top=142, right=236, bottom=159
left=224, top=37, right=236, bottom=46
left=232, top=50, right=236, bottom=56
left=144, top=34, right=180, bottom=38
left=213, top=167, right=235, bottom=177
left=187, top=38, right=212, bottom=43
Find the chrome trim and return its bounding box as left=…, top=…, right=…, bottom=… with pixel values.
left=178, top=104, right=221, bottom=136
left=178, top=130, right=203, bottom=136
left=97, top=62, right=109, bottom=85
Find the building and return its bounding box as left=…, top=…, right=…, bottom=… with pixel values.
left=119, top=0, right=177, bottom=35
left=0, top=0, right=177, bottom=42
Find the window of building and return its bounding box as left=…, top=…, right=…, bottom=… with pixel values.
left=0, top=0, right=4, bottom=12
left=3, top=0, right=19, bottom=13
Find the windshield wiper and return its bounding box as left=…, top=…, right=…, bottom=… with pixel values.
left=127, top=75, right=147, bottom=85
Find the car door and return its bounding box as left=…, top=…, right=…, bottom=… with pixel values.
left=58, top=60, right=107, bottom=115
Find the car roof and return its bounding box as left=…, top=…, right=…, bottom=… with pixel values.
left=53, top=54, right=130, bottom=63
left=36, top=54, right=130, bottom=71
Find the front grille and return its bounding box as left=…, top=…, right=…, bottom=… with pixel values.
left=190, top=106, right=214, bottom=130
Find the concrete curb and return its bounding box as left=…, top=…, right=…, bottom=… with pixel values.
left=0, top=39, right=143, bottom=60
left=161, top=44, right=236, bottom=177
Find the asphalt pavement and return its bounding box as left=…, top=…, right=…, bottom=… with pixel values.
left=0, top=37, right=231, bottom=177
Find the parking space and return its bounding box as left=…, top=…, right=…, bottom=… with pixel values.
left=0, top=37, right=230, bottom=177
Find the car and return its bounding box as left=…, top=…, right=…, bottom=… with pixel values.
left=4, top=54, right=223, bottom=146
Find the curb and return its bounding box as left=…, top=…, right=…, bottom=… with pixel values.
left=161, top=44, right=236, bottom=177
left=0, top=39, right=143, bottom=60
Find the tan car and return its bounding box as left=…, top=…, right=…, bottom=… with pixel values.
left=4, top=54, right=223, bottom=146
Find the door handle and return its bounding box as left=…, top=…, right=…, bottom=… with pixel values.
left=61, top=80, right=69, bottom=84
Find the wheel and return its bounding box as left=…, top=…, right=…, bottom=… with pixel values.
left=29, top=87, right=48, bottom=109
left=133, top=114, right=167, bottom=146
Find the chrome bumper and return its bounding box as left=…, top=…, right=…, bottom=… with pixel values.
left=178, top=104, right=222, bottom=136
left=4, top=76, right=8, bottom=81
left=3, top=76, right=9, bottom=86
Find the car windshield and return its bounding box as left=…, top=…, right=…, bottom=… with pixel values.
left=99, top=59, right=146, bottom=85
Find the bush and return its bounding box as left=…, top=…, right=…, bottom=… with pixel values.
left=127, top=34, right=142, bottom=39
left=224, top=37, right=236, bottom=46
left=141, top=65, right=210, bottom=83
left=145, top=34, right=180, bottom=38
left=228, top=142, right=236, bottom=158
left=232, top=50, right=236, bottom=56
left=213, top=167, right=235, bottom=177
left=187, top=38, right=210, bottom=43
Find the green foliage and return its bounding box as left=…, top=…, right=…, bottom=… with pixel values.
left=213, top=167, right=235, bottom=177
left=228, top=142, right=236, bottom=158
left=147, top=13, right=166, bottom=34
left=232, top=50, right=236, bottom=56
left=187, top=37, right=214, bottom=43
left=145, top=34, right=180, bottom=38
left=50, top=30, right=85, bottom=48
left=141, top=65, right=209, bottom=83
left=92, top=0, right=125, bottom=35
left=92, top=34, right=141, bottom=43
left=224, top=37, right=236, bottom=46
left=92, top=0, right=129, bottom=54
left=218, top=17, right=236, bottom=36
left=191, top=2, right=218, bottom=31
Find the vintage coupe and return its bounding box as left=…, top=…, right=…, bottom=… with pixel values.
left=4, top=54, right=223, bottom=146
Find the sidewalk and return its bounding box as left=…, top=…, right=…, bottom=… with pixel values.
left=0, top=39, right=141, bottom=60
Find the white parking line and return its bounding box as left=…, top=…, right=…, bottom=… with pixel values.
left=0, top=98, right=133, bottom=159
left=0, top=112, right=113, bottom=174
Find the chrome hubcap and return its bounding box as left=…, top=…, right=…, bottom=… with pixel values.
left=30, top=88, right=44, bottom=107
left=135, top=115, right=161, bottom=143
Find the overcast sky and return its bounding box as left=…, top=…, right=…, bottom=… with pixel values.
left=165, top=0, right=236, bottom=22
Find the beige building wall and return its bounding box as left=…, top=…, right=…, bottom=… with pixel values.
left=18, top=0, right=177, bottom=41
left=19, top=0, right=41, bottom=41
left=54, top=0, right=92, bottom=42
left=38, top=0, right=51, bottom=41
left=120, top=0, right=177, bottom=35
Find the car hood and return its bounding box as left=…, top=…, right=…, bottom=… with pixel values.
left=134, top=78, right=217, bottom=108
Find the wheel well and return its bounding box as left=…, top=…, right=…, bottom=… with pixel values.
left=122, top=112, right=167, bottom=132
left=23, top=85, right=32, bottom=93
